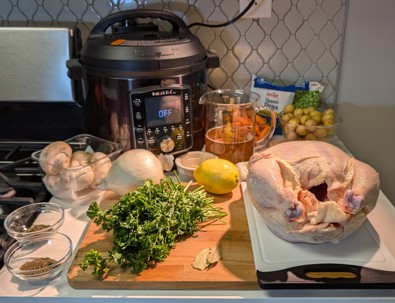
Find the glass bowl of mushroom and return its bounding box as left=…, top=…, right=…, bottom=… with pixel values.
left=31, top=134, right=122, bottom=203
left=4, top=232, right=73, bottom=285
left=4, top=202, right=64, bottom=241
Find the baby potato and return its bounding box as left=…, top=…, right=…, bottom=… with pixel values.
left=323, top=118, right=335, bottom=126
left=281, top=113, right=292, bottom=122
left=311, top=114, right=322, bottom=124
left=296, top=125, right=308, bottom=136
left=285, top=130, right=298, bottom=140
left=289, top=117, right=300, bottom=124
left=300, top=114, right=310, bottom=125
left=284, top=104, right=294, bottom=113
left=322, top=113, right=334, bottom=123
left=305, top=133, right=318, bottom=140
left=287, top=117, right=300, bottom=131
left=293, top=108, right=304, bottom=118
left=286, top=123, right=297, bottom=132
left=314, top=127, right=328, bottom=138
left=305, top=106, right=316, bottom=114
left=323, top=108, right=335, bottom=115
left=310, top=110, right=322, bottom=117
left=305, top=119, right=318, bottom=132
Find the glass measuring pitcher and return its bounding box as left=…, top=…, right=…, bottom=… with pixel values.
left=200, top=89, right=276, bottom=163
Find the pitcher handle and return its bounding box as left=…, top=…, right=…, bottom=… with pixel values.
left=254, top=106, right=277, bottom=151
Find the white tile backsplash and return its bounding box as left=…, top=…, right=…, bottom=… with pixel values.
left=0, top=0, right=347, bottom=105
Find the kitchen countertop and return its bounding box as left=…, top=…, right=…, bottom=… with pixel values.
left=1, top=139, right=395, bottom=302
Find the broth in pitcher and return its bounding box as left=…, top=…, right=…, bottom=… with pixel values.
left=205, top=125, right=254, bottom=163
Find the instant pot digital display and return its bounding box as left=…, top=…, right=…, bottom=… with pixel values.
left=129, top=85, right=193, bottom=155
left=146, top=95, right=183, bottom=127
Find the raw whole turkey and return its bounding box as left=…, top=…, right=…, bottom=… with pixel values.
left=246, top=141, right=380, bottom=244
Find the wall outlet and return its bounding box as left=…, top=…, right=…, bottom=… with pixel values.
left=239, top=0, right=272, bottom=19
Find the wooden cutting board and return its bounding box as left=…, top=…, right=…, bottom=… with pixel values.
left=67, top=184, right=259, bottom=290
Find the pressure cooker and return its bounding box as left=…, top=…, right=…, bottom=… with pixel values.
left=67, top=9, right=219, bottom=155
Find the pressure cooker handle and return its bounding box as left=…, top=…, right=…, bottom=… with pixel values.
left=90, top=9, right=189, bottom=36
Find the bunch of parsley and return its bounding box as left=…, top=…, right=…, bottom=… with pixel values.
left=80, top=176, right=227, bottom=277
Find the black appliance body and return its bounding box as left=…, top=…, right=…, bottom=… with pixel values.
left=68, top=9, right=219, bottom=155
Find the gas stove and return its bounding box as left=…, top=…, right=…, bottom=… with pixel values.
left=0, top=141, right=52, bottom=269
left=0, top=26, right=86, bottom=271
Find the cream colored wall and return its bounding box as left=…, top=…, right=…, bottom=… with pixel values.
left=337, top=0, right=395, bottom=204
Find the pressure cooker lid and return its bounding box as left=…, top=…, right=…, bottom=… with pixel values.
left=81, top=9, right=209, bottom=71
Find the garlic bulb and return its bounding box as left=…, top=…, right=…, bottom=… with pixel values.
left=96, top=149, right=165, bottom=195
left=157, top=153, right=174, bottom=172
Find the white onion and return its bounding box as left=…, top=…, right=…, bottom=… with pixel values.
left=96, top=149, right=165, bottom=195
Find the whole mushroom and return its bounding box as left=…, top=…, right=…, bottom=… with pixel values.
left=64, top=165, right=95, bottom=192
left=43, top=174, right=78, bottom=201
left=70, top=150, right=93, bottom=166
left=90, top=152, right=112, bottom=188
left=43, top=174, right=72, bottom=195
left=39, top=141, right=72, bottom=175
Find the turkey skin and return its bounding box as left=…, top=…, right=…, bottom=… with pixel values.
left=246, top=141, right=380, bottom=244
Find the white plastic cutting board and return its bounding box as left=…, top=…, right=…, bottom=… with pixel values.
left=241, top=183, right=395, bottom=273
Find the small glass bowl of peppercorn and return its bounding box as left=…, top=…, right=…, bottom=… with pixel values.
left=4, top=232, right=73, bottom=285
left=4, top=202, right=64, bottom=241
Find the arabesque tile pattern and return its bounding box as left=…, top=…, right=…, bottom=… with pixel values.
left=0, top=0, right=347, bottom=105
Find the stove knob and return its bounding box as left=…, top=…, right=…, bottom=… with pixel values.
left=159, top=136, right=175, bottom=153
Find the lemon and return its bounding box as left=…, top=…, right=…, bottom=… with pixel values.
left=193, top=159, right=240, bottom=195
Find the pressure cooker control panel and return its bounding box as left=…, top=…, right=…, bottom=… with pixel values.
left=130, top=85, right=193, bottom=155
